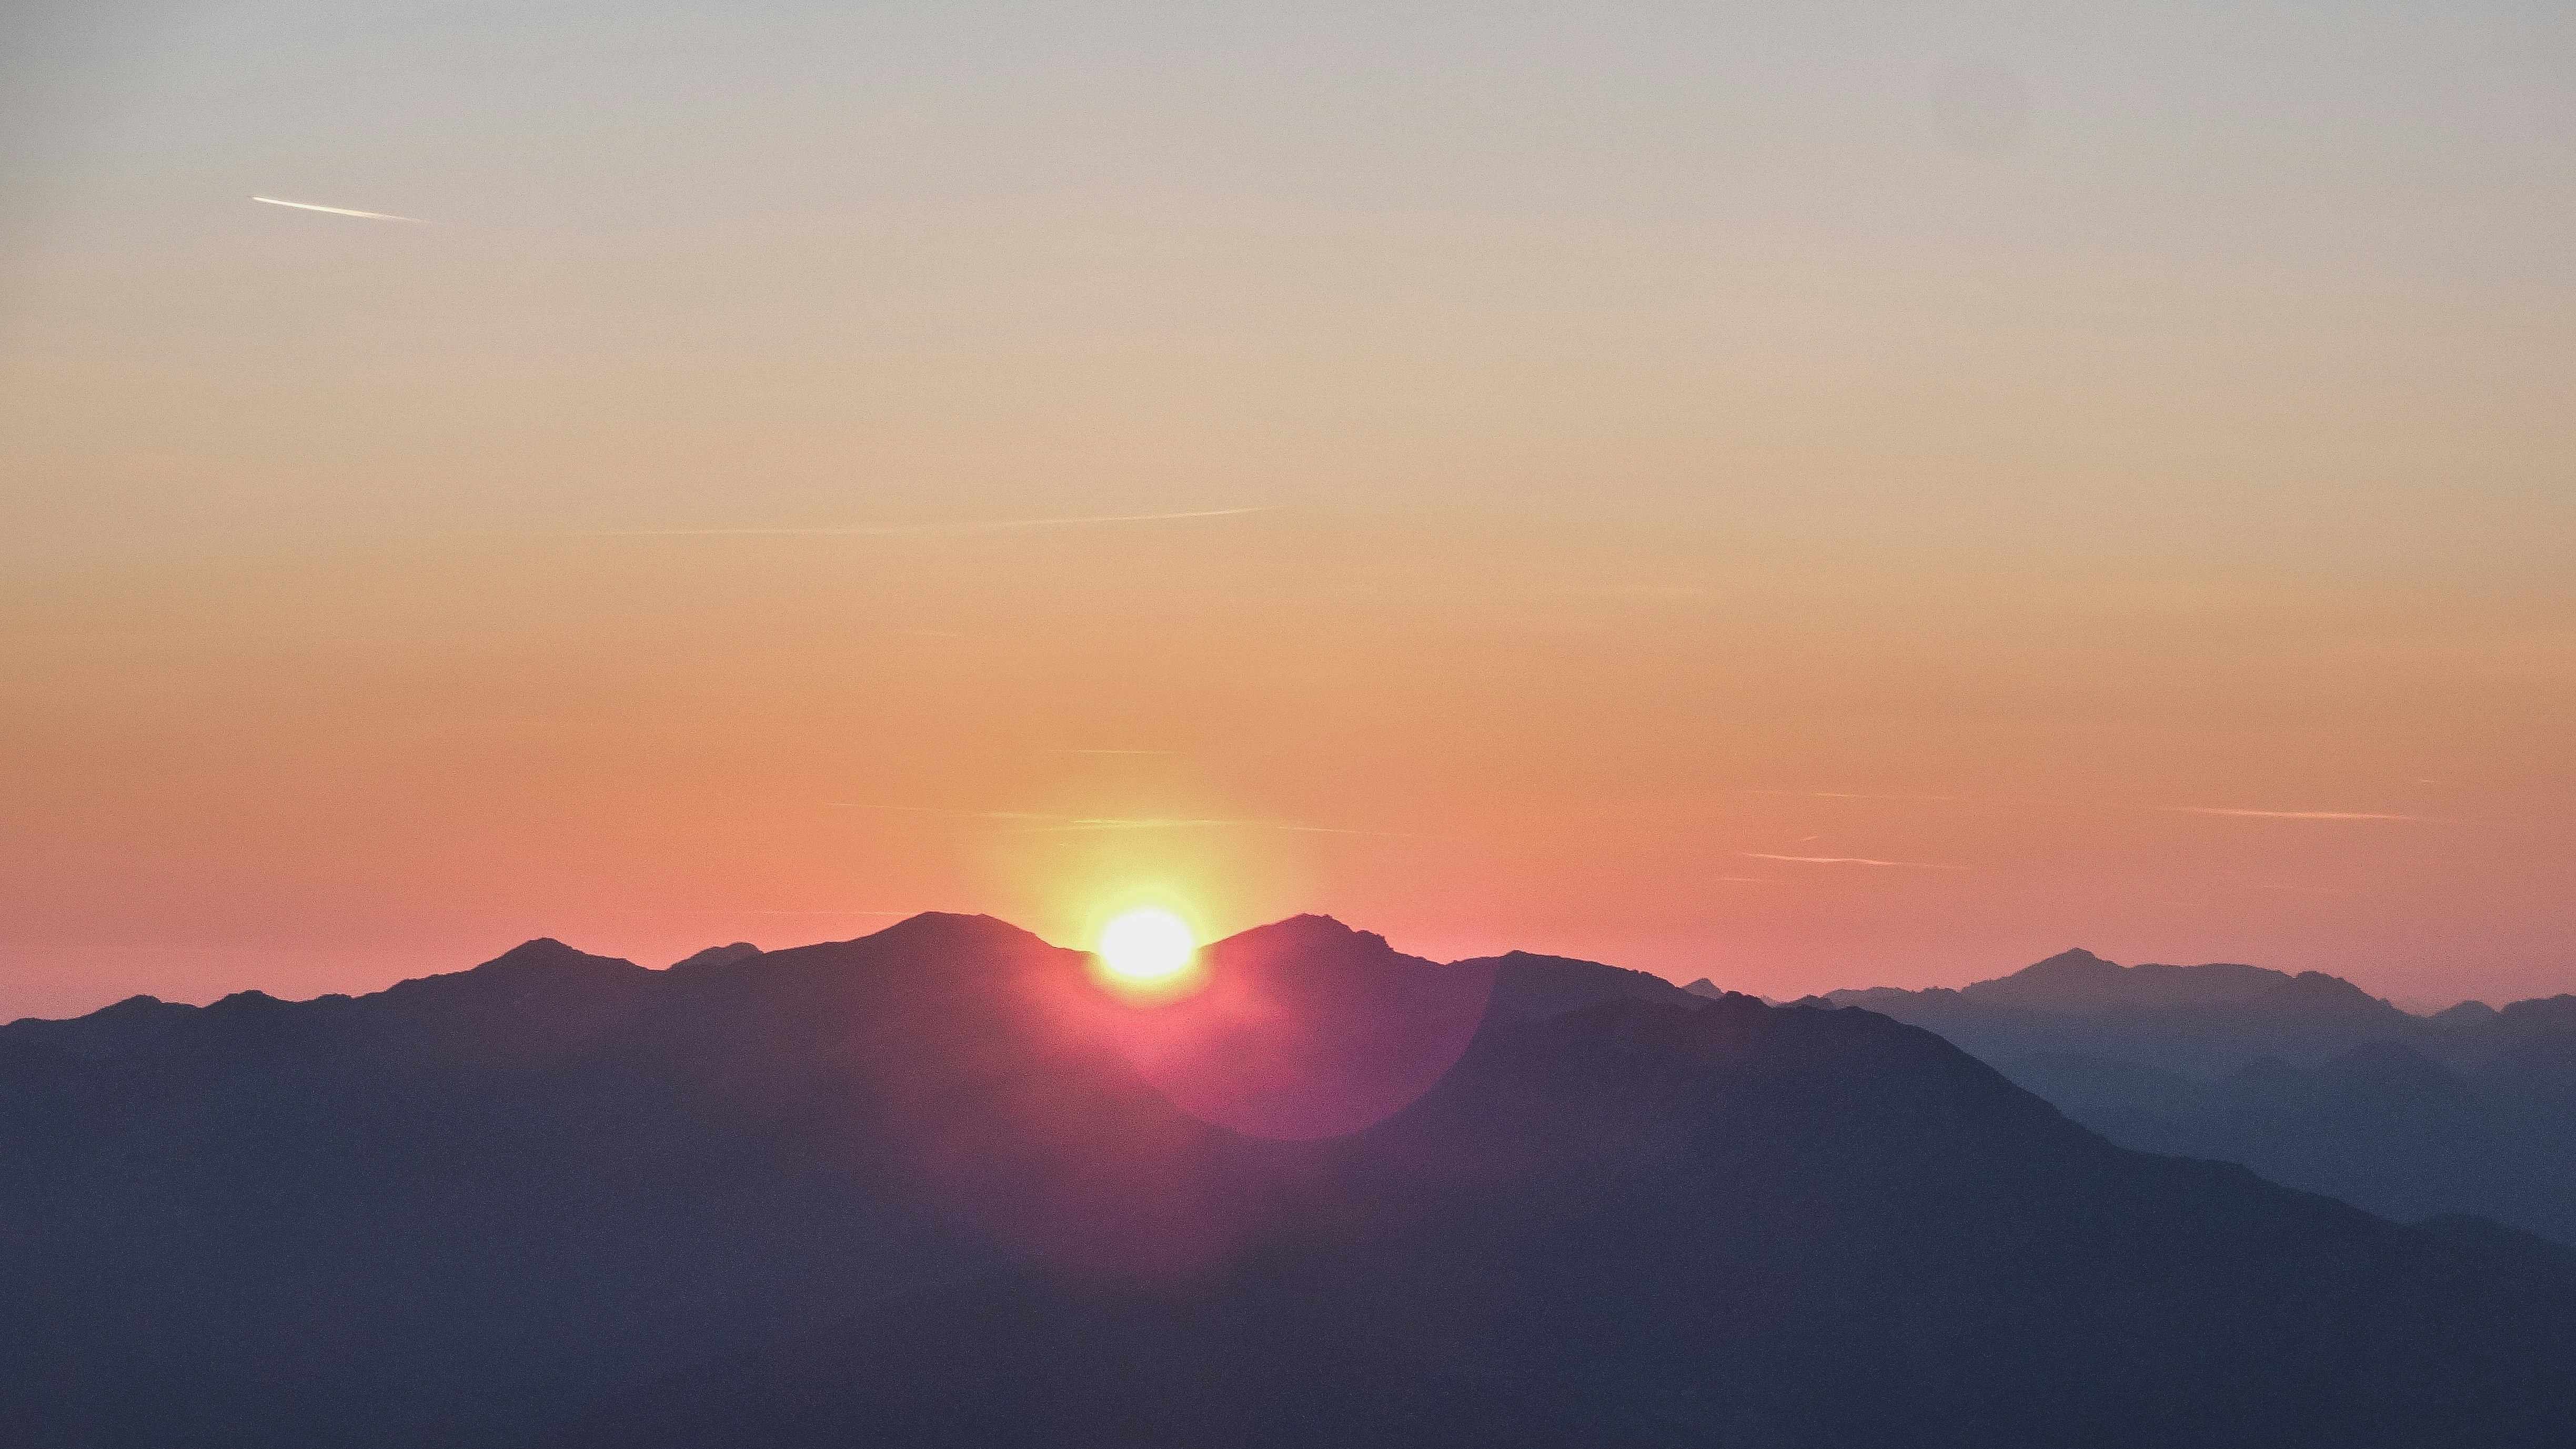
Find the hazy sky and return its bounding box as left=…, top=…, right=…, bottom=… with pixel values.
left=4, top=0, right=2571, bottom=1018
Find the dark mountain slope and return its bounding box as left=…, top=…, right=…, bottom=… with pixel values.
left=1464, top=948, right=1718, bottom=1020
left=1999, top=1039, right=2576, bottom=1243
left=1836, top=950, right=2576, bottom=1244
left=566, top=991, right=2576, bottom=1448
left=3, top=918, right=2573, bottom=1446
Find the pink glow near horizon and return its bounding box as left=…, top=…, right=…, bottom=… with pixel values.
left=5, top=2, right=2571, bottom=1019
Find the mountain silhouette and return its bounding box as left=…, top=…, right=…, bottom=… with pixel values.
left=1826, top=950, right=2576, bottom=1244
left=1106, top=915, right=1494, bottom=1139
left=1819, top=951, right=2423, bottom=1074
left=668, top=941, right=762, bottom=971
left=4, top=918, right=2574, bottom=1446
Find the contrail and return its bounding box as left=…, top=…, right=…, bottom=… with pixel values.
left=589, top=507, right=1277, bottom=538
left=2162, top=808, right=2427, bottom=821
left=251, top=196, right=429, bottom=224
left=1739, top=852, right=1967, bottom=870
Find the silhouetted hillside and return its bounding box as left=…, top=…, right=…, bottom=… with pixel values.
left=1828, top=951, right=2576, bottom=1243
left=1819, top=951, right=2431, bottom=1075
left=4, top=918, right=2573, bottom=1446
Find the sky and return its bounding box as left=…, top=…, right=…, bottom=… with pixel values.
left=3, top=0, right=2571, bottom=1019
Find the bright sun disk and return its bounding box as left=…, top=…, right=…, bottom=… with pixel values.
left=1098, top=908, right=1197, bottom=982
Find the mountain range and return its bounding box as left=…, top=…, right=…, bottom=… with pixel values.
left=5, top=918, right=2574, bottom=1446
left=1815, top=949, right=2576, bottom=1244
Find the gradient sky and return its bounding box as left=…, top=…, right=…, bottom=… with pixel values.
left=4, top=0, right=2571, bottom=1019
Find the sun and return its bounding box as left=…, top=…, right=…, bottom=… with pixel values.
left=1097, top=908, right=1198, bottom=983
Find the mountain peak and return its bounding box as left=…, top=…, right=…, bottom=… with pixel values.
left=1952, top=948, right=2123, bottom=1009
left=669, top=942, right=761, bottom=972
left=466, top=938, right=643, bottom=977
left=1135, top=913, right=1478, bottom=1140
left=202, top=990, right=296, bottom=1026
left=370, top=939, right=651, bottom=1009
left=1220, top=913, right=1388, bottom=954
left=2267, top=971, right=2393, bottom=1011
left=97, top=993, right=171, bottom=1018
left=858, top=911, right=1058, bottom=956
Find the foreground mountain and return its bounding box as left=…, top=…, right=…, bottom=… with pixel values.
left=1823, top=950, right=2576, bottom=1243
left=4, top=917, right=2574, bottom=1446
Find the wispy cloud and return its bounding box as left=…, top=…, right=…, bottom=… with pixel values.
left=831, top=802, right=1446, bottom=840
left=1749, top=790, right=1964, bottom=802
left=832, top=804, right=1062, bottom=823
left=2163, top=808, right=2428, bottom=821
left=586, top=507, right=1276, bottom=538
left=595, top=907, right=911, bottom=915
left=1025, top=817, right=1445, bottom=840
left=1589, top=583, right=1715, bottom=602
left=1049, top=748, right=1178, bottom=756
left=252, top=195, right=429, bottom=224
left=1739, top=852, right=1966, bottom=870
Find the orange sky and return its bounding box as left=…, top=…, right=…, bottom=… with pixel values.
left=4, top=1, right=2571, bottom=1018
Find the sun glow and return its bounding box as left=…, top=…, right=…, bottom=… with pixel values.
left=1097, top=908, right=1198, bottom=983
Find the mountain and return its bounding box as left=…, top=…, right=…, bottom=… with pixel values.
left=1960, top=947, right=2290, bottom=1013
left=1825, top=951, right=2576, bottom=1244
left=668, top=941, right=762, bottom=971
left=4, top=917, right=2574, bottom=1446
left=1819, top=951, right=2427, bottom=1076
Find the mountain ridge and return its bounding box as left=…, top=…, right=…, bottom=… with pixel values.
left=1824, top=947, right=2576, bottom=1245
left=4, top=918, right=2573, bottom=1445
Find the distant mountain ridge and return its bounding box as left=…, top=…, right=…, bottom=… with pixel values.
left=4, top=917, right=2573, bottom=1446
left=1817, top=948, right=2575, bottom=1075
left=1933, top=947, right=2289, bottom=1012
left=1817, top=949, right=2576, bottom=1244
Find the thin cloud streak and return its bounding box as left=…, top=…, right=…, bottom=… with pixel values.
left=586, top=507, right=1276, bottom=538
left=2164, top=808, right=2429, bottom=821
left=1739, top=852, right=1967, bottom=870
left=251, top=195, right=430, bottom=224
left=592, top=907, right=911, bottom=915
left=1020, top=817, right=1448, bottom=840
left=832, top=804, right=1061, bottom=822
left=830, top=802, right=1448, bottom=840
left=1050, top=748, right=1177, bottom=756
left=1749, top=790, right=1965, bottom=802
